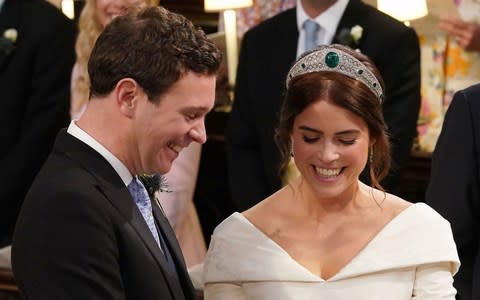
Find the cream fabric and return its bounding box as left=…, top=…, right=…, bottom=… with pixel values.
left=203, top=203, right=460, bottom=299
left=0, top=246, right=11, bottom=269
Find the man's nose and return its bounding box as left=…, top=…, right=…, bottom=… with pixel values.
left=189, top=122, right=207, bottom=144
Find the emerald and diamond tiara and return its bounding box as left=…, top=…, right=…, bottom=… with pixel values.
left=286, top=47, right=384, bottom=102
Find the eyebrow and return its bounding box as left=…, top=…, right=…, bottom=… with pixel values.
left=298, top=125, right=361, bottom=136
left=181, top=106, right=211, bottom=114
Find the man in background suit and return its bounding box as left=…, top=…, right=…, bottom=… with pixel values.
left=12, top=6, right=221, bottom=299
left=0, top=0, right=75, bottom=247
left=227, top=0, right=420, bottom=210
left=426, top=84, right=480, bottom=300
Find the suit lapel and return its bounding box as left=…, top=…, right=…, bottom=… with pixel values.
left=267, top=8, right=298, bottom=117
left=272, top=8, right=298, bottom=78
left=101, top=182, right=188, bottom=298
left=56, top=131, right=188, bottom=299
left=332, top=0, right=368, bottom=45
left=0, top=0, right=20, bottom=32
left=0, top=0, right=21, bottom=71
left=152, top=202, right=196, bottom=299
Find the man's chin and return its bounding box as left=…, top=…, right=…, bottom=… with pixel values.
left=155, top=161, right=173, bottom=175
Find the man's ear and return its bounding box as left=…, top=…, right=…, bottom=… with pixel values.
left=116, top=78, right=140, bottom=118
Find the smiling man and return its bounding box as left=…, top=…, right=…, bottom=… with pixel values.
left=11, top=6, right=221, bottom=300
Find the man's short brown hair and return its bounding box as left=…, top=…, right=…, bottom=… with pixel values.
left=88, top=6, right=222, bottom=102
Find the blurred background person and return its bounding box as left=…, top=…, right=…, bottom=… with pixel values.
left=417, top=0, right=480, bottom=153
left=0, top=0, right=76, bottom=247
left=219, top=0, right=296, bottom=36
left=227, top=0, right=421, bottom=211
left=426, top=84, right=480, bottom=300
left=71, top=0, right=206, bottom=267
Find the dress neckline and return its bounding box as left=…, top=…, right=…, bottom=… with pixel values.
left=232, top=203, right=421, bottom=281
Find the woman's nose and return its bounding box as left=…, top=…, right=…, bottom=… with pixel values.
left=317, top=142, right=340, bottom=162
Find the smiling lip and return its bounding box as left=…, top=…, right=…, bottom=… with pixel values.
left=167, top=143, right=182, bottom=155
left=313, top=166, right=343, bottom=180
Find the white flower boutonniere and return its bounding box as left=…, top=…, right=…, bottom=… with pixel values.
left=4, top=28, right=18, bottom=43
left=336, top=25, right=363, bottom=49
left=350, top=25, right=363, bottom=44
left=0, top=28, right=18, bottom=57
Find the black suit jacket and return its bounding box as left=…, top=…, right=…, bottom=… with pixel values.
left=426, top=84, right=480, bottom=300
left=0, top=0, right=76, bottom=246
left=12, top=131, right=196, bottom=300
left=226, top=0, right=420, bottom=210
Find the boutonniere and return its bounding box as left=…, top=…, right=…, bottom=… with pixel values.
left=336, top=25, right=363, bottom=49
left=0, top=28, right=18, bottom=57
left=138, top=173, right=172, bottom=202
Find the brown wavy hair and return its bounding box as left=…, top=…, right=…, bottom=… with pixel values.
left=275, top=44, right=390, bottom=190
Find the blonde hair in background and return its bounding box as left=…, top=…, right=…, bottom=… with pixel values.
left=71, top=0, right=159, bottom=116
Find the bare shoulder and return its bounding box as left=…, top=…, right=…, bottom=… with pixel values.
left=362, top=183, right=411, bottom=217
left=380, top=190, right=412, bottom=216
left=242, top=186, right=292, bottom=232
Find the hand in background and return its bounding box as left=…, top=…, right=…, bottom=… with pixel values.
left=439, top=16, right=480, bottom=51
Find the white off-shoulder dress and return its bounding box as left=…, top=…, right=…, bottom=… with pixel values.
left=203, top=203, right=460, bottom=299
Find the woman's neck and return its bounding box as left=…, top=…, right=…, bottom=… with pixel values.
left=292, top=177, right=371, bottom=221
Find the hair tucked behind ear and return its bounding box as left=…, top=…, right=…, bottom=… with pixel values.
left=275, top=44, right=391, bottom=191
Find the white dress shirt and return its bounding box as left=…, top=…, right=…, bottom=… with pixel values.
left=296, top=0, right=349, bottom=57
left=67, top=121, right=133, bottom=186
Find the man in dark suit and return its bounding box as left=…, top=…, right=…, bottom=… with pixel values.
left=12, top=6, right=221, bottom=299
left=227, top=0, right=420, bottom=210
left=426, top=84, right=480, bottom=300
left=0, top=0, right=75, bottom=247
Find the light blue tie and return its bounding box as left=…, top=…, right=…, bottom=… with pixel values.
left=304, top=19, right=320, bottom=52
left=128, top=177, right=161, bottom=248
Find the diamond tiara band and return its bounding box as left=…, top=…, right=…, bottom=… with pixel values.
left=286, top=48, right=384, bottom=102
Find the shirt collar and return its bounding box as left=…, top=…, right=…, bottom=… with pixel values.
left=67, top=121, right=133, bottom=186
left=296, top=0, right=349, bottom=39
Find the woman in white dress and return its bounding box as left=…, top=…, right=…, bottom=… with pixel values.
left=202, top=45, right=460, bottom=299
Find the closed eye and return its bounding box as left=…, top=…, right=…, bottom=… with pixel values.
left=303, top=136, right=320, bottom=143
left=339, top=138, right=356, bottom=145
left=185, top=113, right=199, bottom=121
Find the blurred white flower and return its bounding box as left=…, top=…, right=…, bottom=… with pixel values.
left=350, top=25, right=363, bottom=43
left=3, top=28, right=18, bottom=43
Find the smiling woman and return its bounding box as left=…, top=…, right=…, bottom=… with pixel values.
left=201, top=45, right=460, bottom=300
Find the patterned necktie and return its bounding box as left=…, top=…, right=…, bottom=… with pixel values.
left=304, top=19, right=320, bottom=52
left=128, top=177, right=161, bottom=248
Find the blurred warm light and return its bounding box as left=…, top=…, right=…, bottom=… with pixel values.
left=204, top=0, right=253, bottom=87
left=378, top=0, right=428, bottom=24
left=204, top=0, right=253, bottom=12
left=61, top=0, right=75, bottom=20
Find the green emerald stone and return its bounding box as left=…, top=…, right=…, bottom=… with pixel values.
left=358, top=69, right=364, bottom=75
left=325, top=52, right=339, bottom=68
left=301, top=63, right=306, bottom=69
